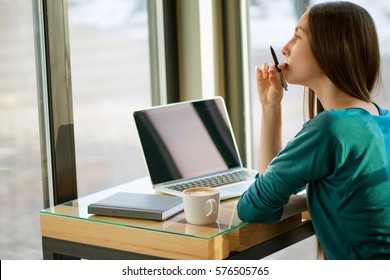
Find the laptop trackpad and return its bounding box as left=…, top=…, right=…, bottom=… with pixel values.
left=219, top=180, right=254, bottom=200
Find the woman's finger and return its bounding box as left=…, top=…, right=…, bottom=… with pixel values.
left=268, top=65, right=283, bottom=92
left=262, top=63, right=270, bottom=79
left=256, top=65, right=264, bottom=80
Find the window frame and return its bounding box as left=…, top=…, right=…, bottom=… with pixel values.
left=33, top=0, right=77, bottom=207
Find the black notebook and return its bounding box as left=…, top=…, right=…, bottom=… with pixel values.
left=88, top=192, right=183, bottom=221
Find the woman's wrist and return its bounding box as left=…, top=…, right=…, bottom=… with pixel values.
left=261, top=103, right=282, bottom=121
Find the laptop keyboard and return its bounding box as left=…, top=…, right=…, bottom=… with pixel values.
left=165, top=170, right=256, bottom=192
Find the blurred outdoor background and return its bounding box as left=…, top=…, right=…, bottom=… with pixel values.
left=1, top=0, right=389, bottom=259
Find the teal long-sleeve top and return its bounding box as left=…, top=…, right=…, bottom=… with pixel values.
left=237, top=106, right=390, bottom=259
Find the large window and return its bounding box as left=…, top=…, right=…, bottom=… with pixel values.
left=67, top=0, right=152, bottom=196
left=1, top=0, right=153, bottom=260
left=0, top=0, right=42, bottom=259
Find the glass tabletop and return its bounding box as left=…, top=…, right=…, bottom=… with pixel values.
left=40, top=177, right=248, bottom=240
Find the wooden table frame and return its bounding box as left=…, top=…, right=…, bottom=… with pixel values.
left=40, top=177, right=315, bottom=260
left=41, top=221, right=314, bottom=260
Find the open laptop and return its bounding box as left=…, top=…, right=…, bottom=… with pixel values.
left=133, top=97, right=257, bottom=200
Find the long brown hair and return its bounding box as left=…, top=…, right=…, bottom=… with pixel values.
left=304, top=88, right=324, bottom=121
left=304, top=1, right=381, bottom=119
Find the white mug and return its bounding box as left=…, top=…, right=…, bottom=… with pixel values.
left=182, top=187, right=220, bottom=225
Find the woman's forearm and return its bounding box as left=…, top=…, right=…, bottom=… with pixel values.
left=280, top=194, right=308, bottom=220
left=258, top=104, right=283, bottom=173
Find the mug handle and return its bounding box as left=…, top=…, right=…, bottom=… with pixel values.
left=206, top=199, right=217, bottom=217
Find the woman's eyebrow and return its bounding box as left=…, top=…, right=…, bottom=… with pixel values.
left=295, top=26, right=306, bottom=33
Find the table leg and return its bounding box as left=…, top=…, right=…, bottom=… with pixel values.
left=42, top=236, right=167, bottom=260
left=227, top=221, right=315, bottom=260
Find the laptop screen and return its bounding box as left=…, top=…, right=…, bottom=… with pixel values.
left=134, top=97, right=241, bottom=185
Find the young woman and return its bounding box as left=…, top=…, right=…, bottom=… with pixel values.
left=237, top=1, right=390, bottom=259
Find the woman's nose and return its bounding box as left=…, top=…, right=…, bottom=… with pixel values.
left=281, top=43, right=289, bottom=58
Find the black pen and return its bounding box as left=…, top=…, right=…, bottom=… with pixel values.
left=270, top=46, right=288, bottom=91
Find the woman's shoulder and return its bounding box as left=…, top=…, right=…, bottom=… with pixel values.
left=293, top=111, right=342, bottom=145
left=303, top=110, right=349, bottom=132
left=303, top=107, right=390, bottom=141
left=307, top=106, right=389, bottom=127
left=301, top=109, right=369, bottom=141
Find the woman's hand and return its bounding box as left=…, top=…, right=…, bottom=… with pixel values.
left=256, top=63, right=286, bottom=106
